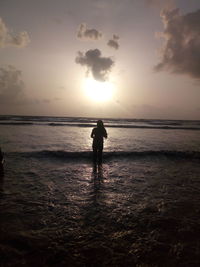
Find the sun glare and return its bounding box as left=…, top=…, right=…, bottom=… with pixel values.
left=84, top=78, right=114, bottom=102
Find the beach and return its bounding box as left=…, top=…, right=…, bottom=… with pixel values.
left=0, top=116, right=200, bottom=266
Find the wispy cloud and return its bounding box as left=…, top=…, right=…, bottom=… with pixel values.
left=0, top=65, right=25, bottom=104
left=0, top=65, right=52, bottom=106
left=107, top=34, right=120, bottom=50
left=0, top=17, right=30, bottom=48
left=155, top=8, right=200, bottom=80
left=75, top=49, right=114, bottom=81
left=77, top=23, right=102, bottom=41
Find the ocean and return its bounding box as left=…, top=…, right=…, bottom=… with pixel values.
left=0, top=115, right=200, bottom=266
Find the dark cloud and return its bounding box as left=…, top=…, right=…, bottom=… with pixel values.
left=77, top=23, right=102, bottom=40
left=0, top=65, right=25, bottom=104
left=75, top=49, right=114, bottom=81
left=0, top=17, right=30, bottom=48
left=155, top=8, right=200, bottom=80
left=107, top=34, right=120, bottom=50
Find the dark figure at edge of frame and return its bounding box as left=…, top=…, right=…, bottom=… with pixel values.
left=0, top=147, right=4, bottom=177
left=91, top=120, right=107, bottom=165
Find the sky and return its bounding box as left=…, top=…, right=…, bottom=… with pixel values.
left=0, top=0, right=199, bottom=120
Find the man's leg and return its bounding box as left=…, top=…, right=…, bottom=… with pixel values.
left=93, top=147, right=97, bottom=164
left=97, top=148, right=103, bottom=165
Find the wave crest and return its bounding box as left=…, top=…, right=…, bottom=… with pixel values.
left=7, top=150, right=200, bottom=161
left=0, top=122, right=200, bottom=130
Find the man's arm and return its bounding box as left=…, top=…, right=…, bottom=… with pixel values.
left=104, top=129, right=108, bottom=139
left=91, top=128, right=95, bottom=138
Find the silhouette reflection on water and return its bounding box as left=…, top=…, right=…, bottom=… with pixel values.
left=92, top=164, right=103, bottom=179
left=92, top=164, right=104, bottom=201
left=82, top=164, right=106, bottom=228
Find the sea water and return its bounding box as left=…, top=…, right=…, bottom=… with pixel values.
left=0, top=115, right=200, bottom=266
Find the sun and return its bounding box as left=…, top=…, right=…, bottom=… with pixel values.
left=83, top=78, right=114, bottom=102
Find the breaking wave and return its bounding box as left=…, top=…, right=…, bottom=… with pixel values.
left=7, top=150, right=200, bottom=161
left=0, top=122, right=200, bottom=130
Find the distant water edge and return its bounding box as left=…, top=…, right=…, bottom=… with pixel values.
left=0, top=115, right=200, bottom=130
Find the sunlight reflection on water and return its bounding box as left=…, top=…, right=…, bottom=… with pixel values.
left=0, top=124, right=200, bottom=153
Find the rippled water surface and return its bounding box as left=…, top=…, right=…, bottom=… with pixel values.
left=0, top=116, right=200, bottom=266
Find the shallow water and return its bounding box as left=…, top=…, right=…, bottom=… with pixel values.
left=1, top=154, right=200, bottom=266
left=0, top=116, right=200, bottom=266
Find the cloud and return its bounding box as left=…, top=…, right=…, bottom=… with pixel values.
left=77, top=23, right=102, bottom=40
left=0, top=65, right=25, bottom=104
left=0, top=65, right=55, bottom=112
left=0, top=17, right=30, bottom=48
left=107, top=34, right=120, bottom=50
left=75, top=49, right=114, bottom=81
left=155, top=8, right=200, bottom=80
